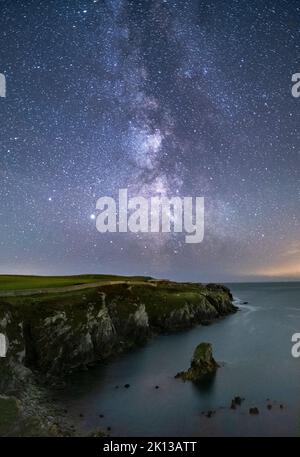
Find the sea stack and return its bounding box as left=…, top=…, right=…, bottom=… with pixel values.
left=175, top=343, right=219, bottom=382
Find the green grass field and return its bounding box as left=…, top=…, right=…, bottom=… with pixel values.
left=0, top=281, right=211, bottom=320
left=0, top=274, right=153, bottom=291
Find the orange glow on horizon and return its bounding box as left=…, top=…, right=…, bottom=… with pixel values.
left=253, top=264, right=300, bottom=279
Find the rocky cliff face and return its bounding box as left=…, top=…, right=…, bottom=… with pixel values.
left=0, top=281, right=236, bottom=388
left=0, top=279, right=237, bottom=436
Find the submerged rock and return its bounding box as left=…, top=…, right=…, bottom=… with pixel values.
left=204, top=410, right=215, bottom=418
left=234, top=396, right=244, bottom=405
left=249, top=407, right=259, bottom=415
left=231, top=396, right=245, bottom=409
left=175, top=343, right=219, bottom=382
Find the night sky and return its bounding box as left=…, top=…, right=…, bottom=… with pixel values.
left=0, top=0, right=299, bottom=282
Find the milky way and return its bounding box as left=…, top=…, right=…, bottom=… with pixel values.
left=0, top=0, right=299, bottom=281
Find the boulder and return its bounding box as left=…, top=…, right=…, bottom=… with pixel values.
left=230, top=396, right=244, bottom=409
left=175, top=343, right=219, bottom=382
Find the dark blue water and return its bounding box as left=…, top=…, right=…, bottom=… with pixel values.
left=59, top=283, right=300, bottom=436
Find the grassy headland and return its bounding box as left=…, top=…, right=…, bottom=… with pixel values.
left=0, top=274, right=152, bottom=292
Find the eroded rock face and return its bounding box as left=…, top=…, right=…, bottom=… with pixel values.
left=0, top=281, right=235, bottom=383
left=0, top=280, right=236, bottom=437
left=175, top=343, right=219, bottom=382
left=0, top=305, right=32, bottom=393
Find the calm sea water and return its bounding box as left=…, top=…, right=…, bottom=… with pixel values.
left=58, top=282, right=300, bottom=437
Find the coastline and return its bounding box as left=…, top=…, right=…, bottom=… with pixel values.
left=0, top=276, right=236, bottom=436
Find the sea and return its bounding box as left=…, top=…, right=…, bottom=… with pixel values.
left=57, top=282, right=300, bottom=437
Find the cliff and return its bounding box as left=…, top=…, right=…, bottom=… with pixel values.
left=0, top=276, right=237, bottom=435
left=0, top=279, right=236, bottom=386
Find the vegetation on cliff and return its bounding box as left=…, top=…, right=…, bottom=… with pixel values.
left=0, top=274, right=237, bottom=436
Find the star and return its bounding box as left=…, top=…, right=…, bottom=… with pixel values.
left=0, top=0, right=298, bottom=281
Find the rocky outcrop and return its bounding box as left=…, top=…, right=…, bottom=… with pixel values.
left=0, top=277, right=236, bottom=436
left=0, top=280, right=236, bottom=383
left=175, top=343, right=219, bottom=382
left=0, top=391, right=74, bottom=437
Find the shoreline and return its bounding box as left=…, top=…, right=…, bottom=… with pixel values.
left=0, top=277, right=236, bottom=436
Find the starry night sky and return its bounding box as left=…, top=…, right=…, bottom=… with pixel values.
left=0, top=0, right=299, bottom=282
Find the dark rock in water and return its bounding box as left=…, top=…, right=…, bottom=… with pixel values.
left=234, top=396, right=244, bottom=406
left=99, top=414, right=104, bottom=418
left=124, top=384, right=130, bottom=388
left=230, top=400, right=236, bottom=410
left=79, top=413, right=84, bottom=418
left=249, top=407, right=259, bottom=415
left=230, top=396, right=244, bottom=409
left=107, top=426, right=111, bottom=431
left=155, top=385, right=159, bottom=389
left=175, top=343, right=219, bottom=382
left=267, top=404, right=272, bottom=410
left=205, top=410, right=215, bottom=418
left=243, top=301, right=248, bottom=304
left=280, top=404, right=284, bottom=409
